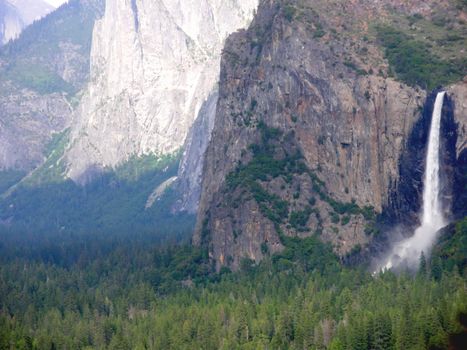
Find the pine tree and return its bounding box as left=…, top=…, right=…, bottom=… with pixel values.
left=0, top=316, right=11, bottom=350
left=430, top=256, right=443, bottom=281
left=419, top=252, right=427, bottom=277
left=236, top=306, right=250, bottom=344
left=372, top=313, right=393, bottom=350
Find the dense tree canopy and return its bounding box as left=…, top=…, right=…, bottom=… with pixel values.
left=0, top=221, right=466, bottom=349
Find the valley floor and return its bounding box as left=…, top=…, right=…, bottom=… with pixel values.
left=0, top=219, right=466, bottom=349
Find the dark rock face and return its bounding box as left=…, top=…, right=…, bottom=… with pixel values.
left=453, top=148, right=467, bottom=218
left=448, top=83, right=467, bottom=219
left=439, top=93, right=458, bottom=221
left=383, top=88, right=463, bottom=235
left=385, top=91, right=447, bottom=226
left=194, top=0, right=433, bottom=270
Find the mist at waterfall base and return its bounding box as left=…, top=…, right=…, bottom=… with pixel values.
left=377, top=91, right=447, bottom=272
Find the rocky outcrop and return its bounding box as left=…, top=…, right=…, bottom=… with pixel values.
left=65, top=0, right=258, bottom=181
left=0, top=0, right=104, bottom=172
left=194, top=0, right=465, bottom=271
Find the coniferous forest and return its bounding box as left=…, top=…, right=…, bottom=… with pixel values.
left=1, top=218, right=466, bottom=349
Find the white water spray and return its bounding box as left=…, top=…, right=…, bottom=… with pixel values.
left=382, top=91, right=446, bottom=270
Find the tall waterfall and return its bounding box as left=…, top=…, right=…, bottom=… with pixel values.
left=383, top=91, right=446, bottom=270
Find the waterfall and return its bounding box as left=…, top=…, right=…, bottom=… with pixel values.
left=382, top=91, right=446, bottom=270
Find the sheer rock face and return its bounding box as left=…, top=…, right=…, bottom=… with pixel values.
left=173, top=92, right=218, bottom=214
left=65, top=0, right=258, bottom=181
left=448, top=83, right=467, bottom=162
left=447, top=82, right=467, bottom=218
left=194, top=0, right=465, bottom=271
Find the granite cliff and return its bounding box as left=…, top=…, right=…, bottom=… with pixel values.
left=0, top=0, right=259, bottom=235
left=173, top=91, right=218, bottom=214
left=194, top=0, right=467, bottom=270
left=65, top=0, right=258, bottom=182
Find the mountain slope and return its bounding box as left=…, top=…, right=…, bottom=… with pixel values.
left=0, top=0, right=104, bottom=172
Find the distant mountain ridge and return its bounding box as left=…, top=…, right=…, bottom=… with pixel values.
left=0, top=0, right=54, bottom=45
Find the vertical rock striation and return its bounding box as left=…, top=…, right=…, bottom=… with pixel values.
left=173, top=92, right=218, bottom=214
left=447, top=82, right=467, bottom=218
left=195, top=0, right=466, bottom=270
left=65, top=0, right=258, bottom=181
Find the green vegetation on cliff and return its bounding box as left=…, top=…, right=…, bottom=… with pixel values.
left=376, top=25, right=465, bottom=90
left=2, top=62, right=75, bottom=95
left=225, top=121, right=377, bottom=243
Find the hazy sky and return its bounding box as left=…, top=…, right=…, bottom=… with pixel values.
left=44, top=0, right=68, bottom=7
